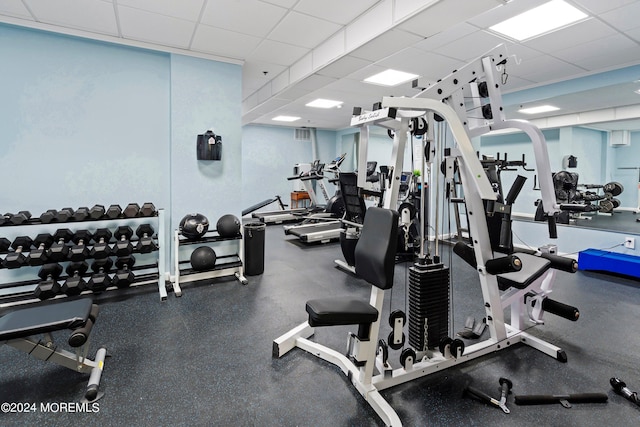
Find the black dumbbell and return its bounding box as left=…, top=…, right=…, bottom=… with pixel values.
left=90, top=228, right=112, bottom=259
left=56, top=207, right=75, bottom=222
left=73, top=207, right=90, bottom=222
left=113, top=255, right=136, bottom=288
left=136, top=224, right=157, bottom=253
left=27, top=233, right=54, bottom=266
left=0, top=237, right=10, bottom=253
left=49, top=228, right=74, bottom=262
left=87, top=258, right=113, bottom=293
left=70, top=230, right=93, bottom=261
left=3, top=236, right=34, bottom=269
left=140, top=202, right=156, bottom=217
left=2, top=211, right=31, bottom=225
left=89, top=204, right=106, bottom=220
left=123, top=203, right=141, bottom=218
left=106, top=204, right=122, bottom=219
left=62, top=261, right=89, bottom=296
left=34, top=263, right=63, bottom=299
left=39, top=209, right=58, bottom=224
left=113, top=226, right=134, bottom=256
left=8, top=211, right=32, bottom=225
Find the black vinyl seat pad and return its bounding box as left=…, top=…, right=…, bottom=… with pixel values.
left=497, top=253, right=551, bottom=290
left=306, top=298, right=378, bottom=327
left=0, top=298, right=93, bottom=342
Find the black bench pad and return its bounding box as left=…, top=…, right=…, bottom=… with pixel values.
left=497, top=253, right=551, bottom=290
left=0, top=298, right=93, bottom=342
left=306, top=298, right=378, bottom=327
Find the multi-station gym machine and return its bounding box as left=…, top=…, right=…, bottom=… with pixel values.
left=274, top=44, right=581, bottom=426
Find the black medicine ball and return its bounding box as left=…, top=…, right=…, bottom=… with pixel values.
left=180, top=213, right=209, bottom=240
left=190, top=246, right=216, bottom=271
left=216, top=214, right=240, bottom=237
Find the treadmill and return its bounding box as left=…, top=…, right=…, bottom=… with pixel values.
left=283, top=155, right=347, bottom=243
left=251, top=161, right=324, bottom=225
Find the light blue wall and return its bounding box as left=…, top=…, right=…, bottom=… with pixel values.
left=241, top=125, right=337, bottom=212
left=169, top=55, right=242, bottom=231
left=0, top=24, right=243, bottom=277
left=0, top=24, right=171, bottom=214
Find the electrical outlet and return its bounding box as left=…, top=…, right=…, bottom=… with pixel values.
left=624, top=236, right=635, bottom=249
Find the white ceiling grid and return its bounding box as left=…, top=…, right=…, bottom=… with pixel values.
left=0, top=0, right=638, bottom=129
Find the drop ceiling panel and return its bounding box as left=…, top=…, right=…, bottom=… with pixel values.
left=523, top=19, right=616, bottom=53
left=398, top=0, right=497, bottom=38
left=316, top=55, right=373, bottom=78
left=554, top=34, right=640, bottom=71
left=259, top=0, right=297, bottom=9
left=414, top=22, right=477, bottom=52
left=200, top=0, right=287, bottom=38
left=377, top=48, right=462, bottom=82
left=191, top=25, right=262, bottom=58
left=433, top=30, right=505, bottom=61
left=313, top=31, right=346, bottom=68
left=116, top=0, right=204, bottom=22
left=465, top=0, right=548, bottom=29
left=600, top=1, right=640, bottom=31
left=515, top=55, right=586, bottom=84
left=294, top=0, right=379, bottom=25
left=346, top=0, right=393, bottom=51
left=119, top=6, right=195, bottom=48
left=576, top=0, right=638, bottom=15
left=0, top=0, right=33, bottom=19
left=268, top=11, right=342, bottom=49
left=25, top=0, right=118, bottom=35
left=394, top=0, right=439, bottom=21
left=249, top=39, right=310, bottom=66
left=349, top=29, right=424, bottom=62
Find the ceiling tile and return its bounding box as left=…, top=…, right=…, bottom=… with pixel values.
left=243, top=61, right=287, bottom=98
left=316, top=55, right=373, bottom=78
left=554, top=34, right=640, bottom=71
left=600, top=1, right=640, bottom=31
left=294, top=0, right=378, bottom=25
left=268, top=11, right=342, bottom=49
left=414, top=22, right=477, bottom=52
left=399, top=0, right=496, bottom=38
left=394, top=0, right=440, bottom=21
left=349, top=29, right=424, bottom=62
left=573, top=0, right=637, bottom=14
left=378, top=48, right=463, bottom=83
left=0, top=0, right=33, bottom=19
left=514, top=54, right=586, bottom=83
left=433, top=29, right=506, bottom=61
left=201, top=0, right=287, bottom=38
left=259, top=0, right=297, bottom=8
left=249, top=39, right=309, bottom=66
left=191, top=24, right=262, bottom=59
left=119, top=6, right=194, bottom=48
left=523, top=18, right=616, bottom=53
left=466, top=0, right=548, bottom=29
left=25, top=0, right=118, bottom=35
left=117, top=0, right=204, bottom=22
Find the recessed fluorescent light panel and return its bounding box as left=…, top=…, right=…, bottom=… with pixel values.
left=518, top=105, right=560, bottom=114
left=364, top=69, right=419, bottom=87
left=306, top=99, right=343, bottom=109
left=272, top=115, right=300, bottom=122
left=489, top=0, right=588, bottom=41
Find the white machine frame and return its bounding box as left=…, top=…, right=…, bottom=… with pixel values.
left=275, top=45, right=569, bottom=426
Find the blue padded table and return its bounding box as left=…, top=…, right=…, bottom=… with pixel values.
left=578, top=249, right=640, bottom=279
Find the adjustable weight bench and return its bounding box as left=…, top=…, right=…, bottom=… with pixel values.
left=0, top=297, right=107, bottom=401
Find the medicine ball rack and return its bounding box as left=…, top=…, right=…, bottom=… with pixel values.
left=0, top=208, right=168, bottom=306
left=170, top=228, right=247, bottom=297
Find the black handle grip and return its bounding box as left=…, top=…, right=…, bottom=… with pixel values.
left=505, top=175, right=527, bottom=205
left=486, top=255, right=522, bottom=275
left=464, top=385, right=495, bottom=404
left=499, top=216, right=512, bottom=249
left=541, top=298, right=580, bottom=321
left=539, top=252, right=578, bottom=273
left=515, top=393, right=607, bottom=405
left=547, top=215, right=557, bottom=239
left=453, top=241, right=476, bottom=268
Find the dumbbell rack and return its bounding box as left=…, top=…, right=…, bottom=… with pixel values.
left=171, top=228, right=247, bottom=297
left=0, top=209, right=168, bottom=306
